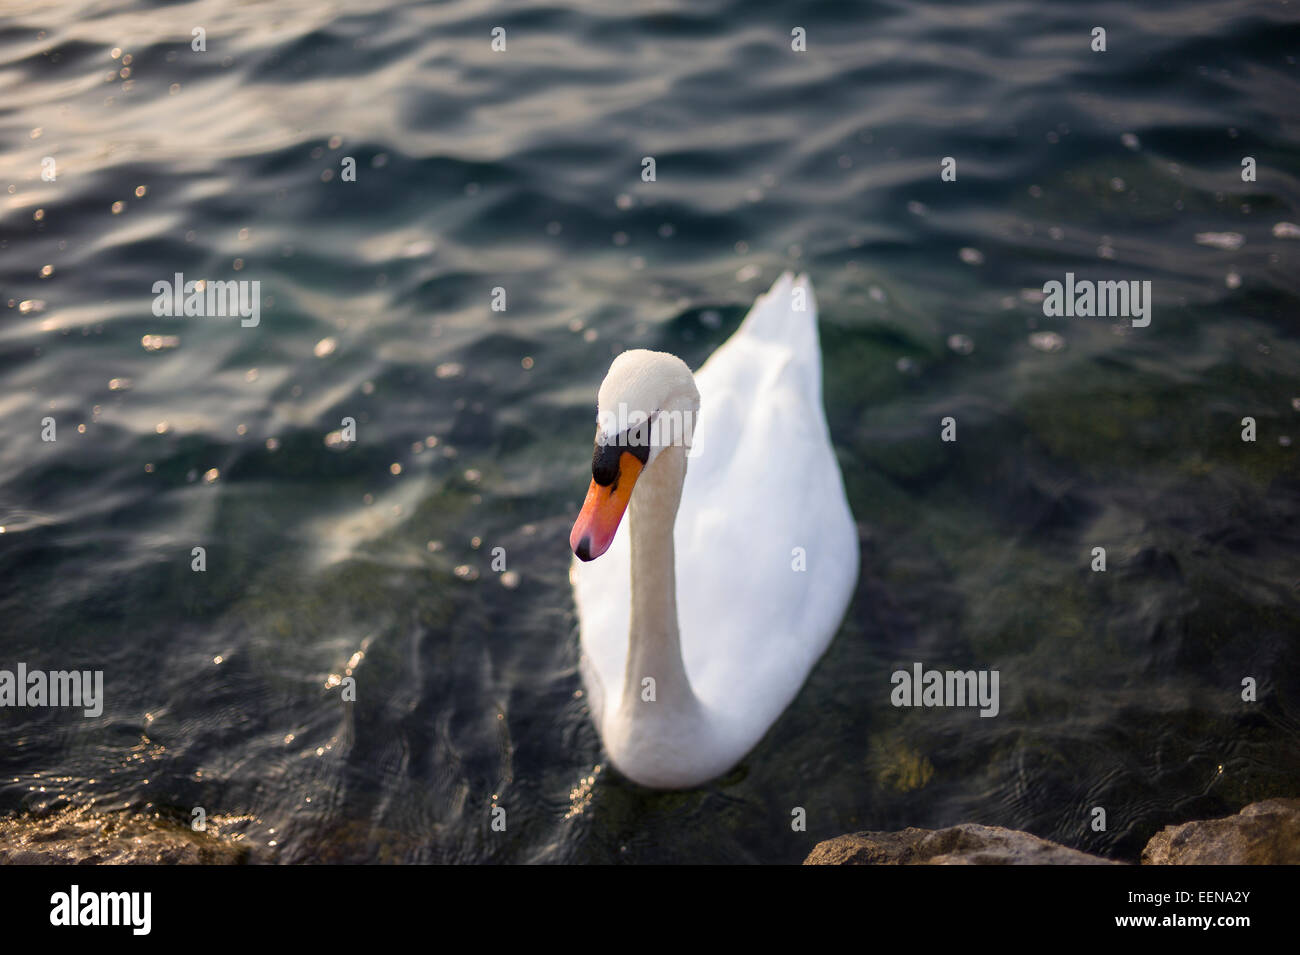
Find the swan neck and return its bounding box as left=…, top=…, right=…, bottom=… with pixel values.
left=623, top=444, right=695, bottom=710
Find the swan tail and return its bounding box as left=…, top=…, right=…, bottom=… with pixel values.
left=737, top=272, right=824, bottom=405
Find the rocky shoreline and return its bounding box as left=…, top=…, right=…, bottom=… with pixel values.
left=3, top=797, right=1297, bottom=864
left=805, top=798, right=1300, bottom=865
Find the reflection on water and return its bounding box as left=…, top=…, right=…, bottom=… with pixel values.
left=0, top=0, right=1297, bottom=863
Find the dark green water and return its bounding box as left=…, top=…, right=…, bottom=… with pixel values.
left=1, top=0, right=1298, bottom=863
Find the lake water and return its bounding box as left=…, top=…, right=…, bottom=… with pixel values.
left=1, top=0, right=1298, bottom=863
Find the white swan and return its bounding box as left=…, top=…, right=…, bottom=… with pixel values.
left=568, top=272, right=859, bottom=789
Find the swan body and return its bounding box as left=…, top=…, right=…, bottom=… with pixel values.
left=569, top=272, right=858, bottom=789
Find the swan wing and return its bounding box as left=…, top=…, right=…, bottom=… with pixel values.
left=677, top=272, right=857, bottom=750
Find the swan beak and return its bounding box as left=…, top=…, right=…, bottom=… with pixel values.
left=570, top=453, right=643, bottom=561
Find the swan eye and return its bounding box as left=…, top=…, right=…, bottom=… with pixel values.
left=592, top=415, right=655, bottom=486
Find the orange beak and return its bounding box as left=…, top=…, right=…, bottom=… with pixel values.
left=570, top=452, right=643, bottom=561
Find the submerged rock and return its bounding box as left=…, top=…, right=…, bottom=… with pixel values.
left=1141, top=799, right=1300, bottom=865
left=805, top=823, right=1117, bottom=865
left=0, top=805, right=248, bottom=865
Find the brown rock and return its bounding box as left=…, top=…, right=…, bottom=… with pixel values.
left=805, top=823, right=1118, bottom=865
left=1141, top=798, right=1300, bottom=865
left=0, top=805, right=248, bottom=865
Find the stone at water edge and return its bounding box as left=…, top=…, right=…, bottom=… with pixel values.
left=0, top=805, right=248, bottom=864
left=804, top=823, right=1119, bottom=865
left=1141, top=798, right=1300, bottom=865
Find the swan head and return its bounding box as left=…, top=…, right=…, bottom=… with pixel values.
left=570, top=349, right=700, bottom=562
